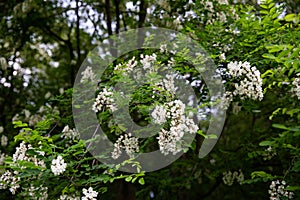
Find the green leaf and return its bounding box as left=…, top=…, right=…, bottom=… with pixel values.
left=272, top=124, right=289, bottom=130
left=13, top=121, right=28, bottom=128
left=286, top=186, right=300, bottom=191
left=285, top=14, right=296, bottom=22
left=125, top=176, right=132, bottom=182
left=262, top=53, right=276, bottom=60
left=259, top=141, right=273, bottom=146
left=138, top=177, right=145, bottom=185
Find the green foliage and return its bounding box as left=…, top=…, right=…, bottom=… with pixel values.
left=1, top=0, right=300, bottom=199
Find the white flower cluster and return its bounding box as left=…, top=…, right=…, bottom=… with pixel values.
left=199, top=1, right=239, bottom=25
left=61, top=125, right=79, bottom=141
left=269, top=180, right=294, bottom=200
left=163, top=74, right=177, bottom=96
left=0, top=170, right=20, bottom=194
left=115, top=57, right=138, bottom=73
left=51, top=155, right=67, bottom=176
left=24, top=184, right=48, bottom=200
left=1, top=134, right=8, bottom=147
left=82, top=187, right=98, bottom=200
left=112, top=133, right=139, bottom=159
left=156, top=100, right=198, bottom=155
left=227, top=61, right=264, bottom=101
left=12, top=141, right=45, bottom=168
left=263, top=146, right=276, bottom=160
left=0, top=151, right=5, bottom=166
left=59, top=194, right=80, bottom=200
left=160, top=44, right=167, bottom=53
left=218, top=0, right=229, bottom=5
left=222, top=169, right=244, bottom=186
left=0, top=142, right=47, bottom=195
left=153, top=73, right=179, bottom=99
left=20, top=106, right=59, bottom=127
left=219, top=52, right=226, bottom=61
left=151, top=105, right=167, bottom=124
left=291, top=73, right=300, bottom=99
left=220, top=91, right=233, bottom=110
left=81, top=66, right=96, bottom=83
left=140, top=53, right=157, bottom=70
left=92, top=87, right=117, bottom=113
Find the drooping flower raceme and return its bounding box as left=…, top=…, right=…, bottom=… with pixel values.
left=61, top=125, right=79, bottom=141
left=12, top=141, right=45, bottom=168
left=222, top=169, right=244, bottom=186
left=291, top=73, right=300, bottom=99
left=24, top=184, right=48, bottom=200
left=227, top=61, right=264, bottom=101
left=156, top=100, right=198, bottom=155
left=268, top=180, right=294, bottom=200
left=112, top=133, right=139, bottom=159
left=80, top=66, right=96, bottom=83
left=92, top=87, right=117, bottom=113
left=105, top=46, right=199, bottom=158
left=51, top=155, right=67, bottom=176
left=82, top=187, right=98, bottom=200
left=140, top=53, right=157, bottom=70
left=151, top=105, right=167, bottom=125
left=59, top=194, right=80, bottom=200
left=1, top=134, right=8, bottom=147
left=0, top=170, right=20, bottom=194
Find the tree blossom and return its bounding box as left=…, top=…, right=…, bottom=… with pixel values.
left=82, top=187, right=98, bottom=200
left=51, top=155, right=67, bottom=176
left=291, top=73, right=300, bottom=99
left=61, top=125, right=79, bottom=140
left=269, top=180, right=294, bottom=200
left=112, top=133, right=139, bottom=159
left=227, top=61, right=263, bottom=101
left=80, top=66, right=96, bottom=83
left=151, top=105, right=167, bottom=124
left=92, top=87, right=117, bottom=113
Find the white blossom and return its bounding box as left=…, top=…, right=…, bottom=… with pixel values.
left=268, top=180, right=294, bottom=200
left=0, top=57, right=8, bottom=70
left=156, top=100, right=198, bottom=155
left=204, top=1, right=214, bottom=12
left=24, top=184, right=48, bottom=200
left=82, top=187, right=98, bottom=200
left=291, top=73, right=300, bottom=99
left=115, top=57, right=138, bottom=73
left=51, top=155, right=67, bottom=176
left=13, top=141, right=30, bottom=163
left=59, top=194, right=80, bottom=200
left=219, top=53, right=226, bottom=61
left=222, top=169, right=244, bottom=186
left=140, top=53, right=157, bottom=70
left=0, top=152, right=5, bottom=166
left=1, top=135, right=8, bottom=147
left=151, top=105, right=167, bottom=124
left=220, top=91, right=233, bottom=110
left=0, top=126, right=3, bottom=133
left=160, top=44, right=167, bottom=53
left=61, top=125, right=79, bottom=140
left=12, top=142, right=45, bottom=168
left=218, top=0, right=229, bottom=5
left=81, top=66, right=96, bottom=83
left=263, top=146, right=276, bottom=160
left=112, top=133, right=139, bottom=159
left=92, top=87, right=117, bottom=113
left=227, top=61, right=263, bottom=101
left=0, top=170, right=20, bottom=194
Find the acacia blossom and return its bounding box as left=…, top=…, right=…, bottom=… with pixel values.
left=51, top=155, right=67, bottom=176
